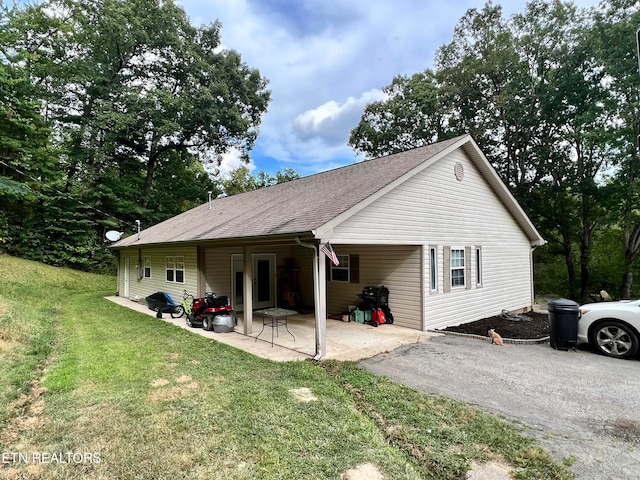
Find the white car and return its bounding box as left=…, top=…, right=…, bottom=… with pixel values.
left=579, top=300, right=640, bottom=359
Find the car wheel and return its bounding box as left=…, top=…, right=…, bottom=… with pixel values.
left=203, top=314, right=214, bottom=331
left=186, top=314, right=194, bottom=328
left=592, top=321, right=639, bottom=359
left=171, top=305, right=184, bottom=318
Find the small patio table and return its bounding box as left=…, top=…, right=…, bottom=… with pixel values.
left=254, top=308, right=297, bottom=347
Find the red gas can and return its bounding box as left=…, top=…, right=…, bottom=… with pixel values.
left=371, top=308, right=386, bottom=326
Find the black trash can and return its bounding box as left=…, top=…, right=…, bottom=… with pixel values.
left=548, top=298, right=580, bottom=350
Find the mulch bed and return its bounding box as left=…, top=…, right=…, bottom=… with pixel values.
left=439, top=311, right=550, bottom=339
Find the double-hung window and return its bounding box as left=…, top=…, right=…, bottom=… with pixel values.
left=330, top=254, right=350, bottom=282
left=166, top=256, right=185, bottom=283
left=450, top=248, right=465, bottom=288
left=143, top=256, right=152, bottom=278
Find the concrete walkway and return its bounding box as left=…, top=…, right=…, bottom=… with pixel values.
left=105, top=296, right=434, bottom=362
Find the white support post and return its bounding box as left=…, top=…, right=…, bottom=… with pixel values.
left=317, top=250, right=327, bottom=358
left=243, top=247, right=253, bottom=334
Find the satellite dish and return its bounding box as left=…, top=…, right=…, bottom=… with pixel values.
left=106, top=230, right=123, bottom=242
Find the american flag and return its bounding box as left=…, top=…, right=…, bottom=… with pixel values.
left=320, top=242, right=339, bottom=266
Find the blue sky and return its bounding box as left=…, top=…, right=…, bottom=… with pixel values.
left=181, top=0, right=601, bottom=178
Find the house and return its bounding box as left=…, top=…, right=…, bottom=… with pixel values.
left=110, top=134, right=545, bottom=358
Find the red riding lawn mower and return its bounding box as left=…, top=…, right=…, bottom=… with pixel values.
left=181, top=291, right=236, bottom=333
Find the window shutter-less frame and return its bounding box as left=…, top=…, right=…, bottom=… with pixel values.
left=465, top=246, right=472, bottom=290
left=326, top=254, right=359, bottom=283
left=443, top=247, right=451, bottom=293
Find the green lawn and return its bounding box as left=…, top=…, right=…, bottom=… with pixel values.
left=0, top=254, right=573, bottom=479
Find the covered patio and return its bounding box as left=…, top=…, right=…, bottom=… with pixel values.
left=107, top=296, right=434, bottom=362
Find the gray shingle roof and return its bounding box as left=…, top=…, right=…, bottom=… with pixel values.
left=111, top=135, right=544, bottom=247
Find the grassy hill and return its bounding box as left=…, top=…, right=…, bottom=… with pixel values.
left=0, top=254, right=572, bottom=479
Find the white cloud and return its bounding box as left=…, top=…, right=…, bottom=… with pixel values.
left=292, top=89, right=386, bottom=144
left=215, top=148, right=256, bottom=178
left=182, top=0, right=603, bottom=176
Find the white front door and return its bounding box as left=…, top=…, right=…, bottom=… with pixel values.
left=253, top=254, right=276, bottom=309
left=124, top=257, right=130, bottom=298
left=231, top=253, right=276, bottom=311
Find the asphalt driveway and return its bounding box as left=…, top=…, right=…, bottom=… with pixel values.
left=360, top=334, right=640, bottom=480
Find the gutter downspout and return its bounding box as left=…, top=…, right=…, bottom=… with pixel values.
left=296, top=237, right=324, bottom=360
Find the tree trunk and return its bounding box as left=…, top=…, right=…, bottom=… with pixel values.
left=621, top=269, right=633, bottom=300
left=580, top=196, right=592, bottom=303
left=143, top=156, right=156, bottom=209
left=621, top=224, right=640, bottom=299
left=562, top=238, right=578, bottom=301
left=580, top=236, right=590, bottom=303
left=143, top=133, right=160, bottom=208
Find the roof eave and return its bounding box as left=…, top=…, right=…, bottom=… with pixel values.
left=108, top=231, right=317, bottom=249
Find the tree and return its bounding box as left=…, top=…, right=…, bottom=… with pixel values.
left=220, top=166, right=300, bottom=197
left=12, top=0, right=269, bottom=204
left=349, top=70, right=448, bottom=158
left=590, top=0, right=640, bottom=298
left=0, top=0, right=270, bottom=270
left=511, top=1, right=613, bottom=301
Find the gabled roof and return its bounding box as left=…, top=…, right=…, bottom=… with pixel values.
left=111, top=134, right=544, bottom=248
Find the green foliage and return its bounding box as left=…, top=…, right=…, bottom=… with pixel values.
left=0, top=62, right=52, bottom=171
left=220, top=165, right=301, bottom=196
left=0, top=0, right=271, bottom=272
left=350, top=70, right=446, bottom=157
left=0, top=176, right=31, bottom=198
left=0, top=191, right=114, bottom=272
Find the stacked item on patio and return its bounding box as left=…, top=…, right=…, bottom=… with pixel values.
left=353, top=286, right=394, bottom=327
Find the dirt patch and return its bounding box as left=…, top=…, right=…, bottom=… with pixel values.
left=467, top=460, right=513, bottom=479
left=290, top=387, right=317, bottom=402
left=176, top=375, right=192, bottom=384
left=0, top=381, right=48, bottom=446
left=602, top=419, right=640, bottom=443
left=147, top=384, right=197, bottom=403
left=341, top=463, right=383, bottom=480
left=150, top=378, right=170, bottom=388
left=439, top=311, right=549, bottom=339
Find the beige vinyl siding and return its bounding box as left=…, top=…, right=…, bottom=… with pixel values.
left=326, top=245, right=421, bottom=329
left=118, top=245, right=198, bottom=304
left=203, top=247, right=242, bottom=299
left=424, top=241, right=531, bottom=329
left=330, top=148, right=534, bottom=330
left=203, top=245, right=304, bottom=308
left=289, top=245, right=315, bottom=308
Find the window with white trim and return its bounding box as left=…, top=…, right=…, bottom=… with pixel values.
left=450, top=248, right=465, bottom=288
left=144, top=256, right=152, bottom=278
left=475, top=247, right=483, bottom=286
left=166, top=256, right=185, bottom=283
left=429, top=246, right=438, bottom=292
left=330, top=254, right=350, bottom=282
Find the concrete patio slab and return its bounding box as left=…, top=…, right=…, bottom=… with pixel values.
left=106, top=296, right=434, bottom=362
